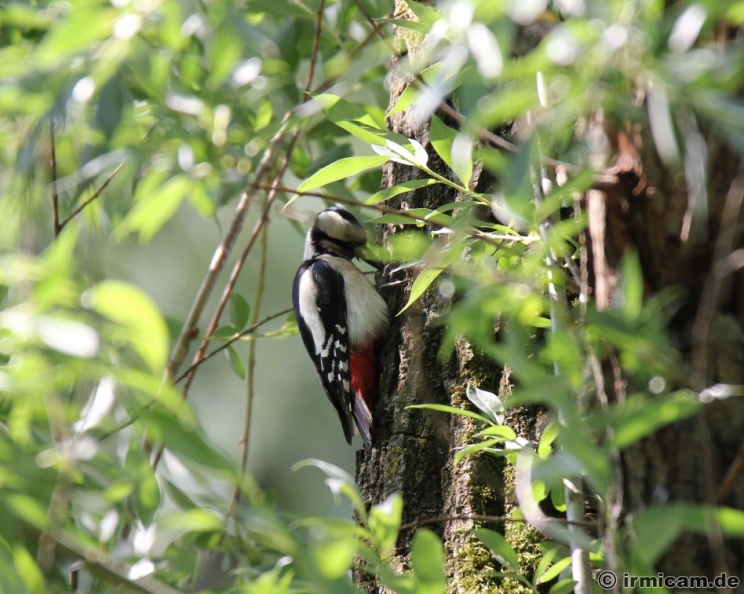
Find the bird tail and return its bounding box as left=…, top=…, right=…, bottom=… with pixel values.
left=350, top=345, right=378, bottom=449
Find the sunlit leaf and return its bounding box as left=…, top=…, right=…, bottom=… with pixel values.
left=598, top=392, right=700, bottom=450
left=476, top=528, right=520, bottom=571
left=535, top=555, right=572, bottom=585
left=229, top=293, right=251, bottom=331
left=135, top=471, right=161, bottom=525
left=226, top=345, right=246, bottom=379
left=117, top=175, right=191, bottom=242
left=430, top=115, right=472, bottom=188
left=365, top=178, right=440, bottom=205
left=549, top=578, right=577, bottom=594
left=619, top=250, right=643, bottom=321
left=454, top=438, right=505, bottom=464
left=408, top=403, right=492, bottom=424
left=399, top=267, right=443, bottom=314
left=143, top=409, right=235, bottom=472
left=87, top=281, right=169, bottom=374
left=466, top=384, right=504, bottom=424
left=296, top=155, right=390, bottom=194
left=411, top=529, right=446, bottom=592
left=161, top=509, right=223, bottom=532
left=368, top=493, right=403, bottom=558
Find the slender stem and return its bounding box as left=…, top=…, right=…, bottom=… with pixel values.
left=153, top=0, right=328, bottom=470
left=399, top=513, right=595, bottom=532
left=230, top=201, right=269, bottom=514
left=172, top=308, right=293, bottom=385
left=50, top=120, right=61, bottom=237
left=531, top=72, right=593, bottom=594
left=58, top=162, right=125, bottom=231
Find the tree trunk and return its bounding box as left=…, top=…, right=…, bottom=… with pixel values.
left=356, top=2, right=744, bottom=592
left=587, top=117, right=744, bottom=581
left=355, top=3, right=535, bottom=592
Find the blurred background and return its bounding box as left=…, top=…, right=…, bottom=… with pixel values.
left=106, top=197, right=358, bottom=518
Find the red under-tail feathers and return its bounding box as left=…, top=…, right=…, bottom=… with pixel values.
left=350, top=343, right=378, bottom=448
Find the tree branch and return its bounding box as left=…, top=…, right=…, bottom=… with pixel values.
left=58, top=162, right=125, bottom=231
left=50, top=120, right=61, bottom=237
left=399, top=513, right=595, bottom=532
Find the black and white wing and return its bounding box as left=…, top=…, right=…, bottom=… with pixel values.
left=292, top=258, right=354, bottom=443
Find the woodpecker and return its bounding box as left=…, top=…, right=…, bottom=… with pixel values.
left=292, top=206, right=388, bottom=448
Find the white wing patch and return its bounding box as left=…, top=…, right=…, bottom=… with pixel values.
left=318, top=255, right=388, bottom=347
left=297, top=269, right=326, bottom=354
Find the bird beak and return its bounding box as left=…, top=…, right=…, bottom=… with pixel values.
left=355, top=245, right=385, bottom=270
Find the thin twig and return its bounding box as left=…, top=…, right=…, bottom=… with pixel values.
left=58, top=162, right=125, bottom=231
left=399, top=513, right=595, bottom=531
left=263, top=183, right=530, bottom=249
left=29, top=526, right=182, bottom=594
left=97, top=308, right=292, bottom=443
left=153, top=0, right=328, bottom=469
left=689, top=162, right=744, bottom=584
left=531, top=77, right=593, bottom=593
left=228, top=200, right=269, bottom=519
left=50, top=120, right=61, bottom=237
left=173, top=308, right=293, bottom=385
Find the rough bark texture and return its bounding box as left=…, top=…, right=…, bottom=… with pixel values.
left=357, top=2, right=744, bottom=592
left=354, top=3, right=536, bottom=593
left=586, top=114, right=744, bottom=582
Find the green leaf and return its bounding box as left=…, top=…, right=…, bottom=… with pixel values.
left=632, top=504, right=744, bottom=566
left=87, top=280, right=169, bottom=374
left=556, top=425, right=610, bottom=492
left=537, top=422, right=559, bottom=459
left=135, top=470, right=161, bottom=525
left=296, top=155, right=390, bottom=193
left=475, top=425, right=517, bottom=441
left=226, top=345, right=246, bottom=379
left=398, top=267, right=443, bottom=314
left=365, top=178, right=440, bottom=205
left=209, top=26, right=241, bottom=86
left=311, top=533, right=358, bottom=580
left=466, top=384, right=504, bottom=424
left=311, top=93, right=382, bottom=128
left=430, top=115, right=472, bottom=188
left=117, top=174, right=191, bottom=242
left=630, top=503, right=703, bottom=564
left=535, top=555, right=572, bottom=585
left=549, top=578, right=577, bottom=594
left=406, top=0, right=441, bottom=25
left=2, top=494, right=48, bottom=530
left=229, top=293, right=251, bottom=330
left=368, top=493, right=403, bottom=558
left=411, top=529, right=446, bottom=592
left=12, top=545, right=45, bottom=594
left=408, top=403, right=492, bottom=425
left=476, top=528, right=520, bottom=571
left=454, top=438, right=505, bottom=464
left=292, top=459, right=366, bottom=520
left=142, top=408, right=235, bottom=472
left=602, top=391, right=700, bottom=450
left=161, top=509, right=223, bottom=532
left=619, top=250, right=643, bottom=321
left=383, top=18, right=432, bottom=34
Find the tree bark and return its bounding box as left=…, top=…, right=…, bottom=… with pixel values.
left=355, top=4, right=536, bottom=592
left=356, top=3, right=744, bottom=592
left=587, top=115, right=744, bottom=582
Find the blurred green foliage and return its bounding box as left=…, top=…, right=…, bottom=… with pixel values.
left=2, top=0, right=744, bottom=591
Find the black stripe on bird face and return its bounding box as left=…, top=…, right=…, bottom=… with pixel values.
left=314, top=207, right=366, bottom=245
left=309, top=230, right=358, bottom=259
